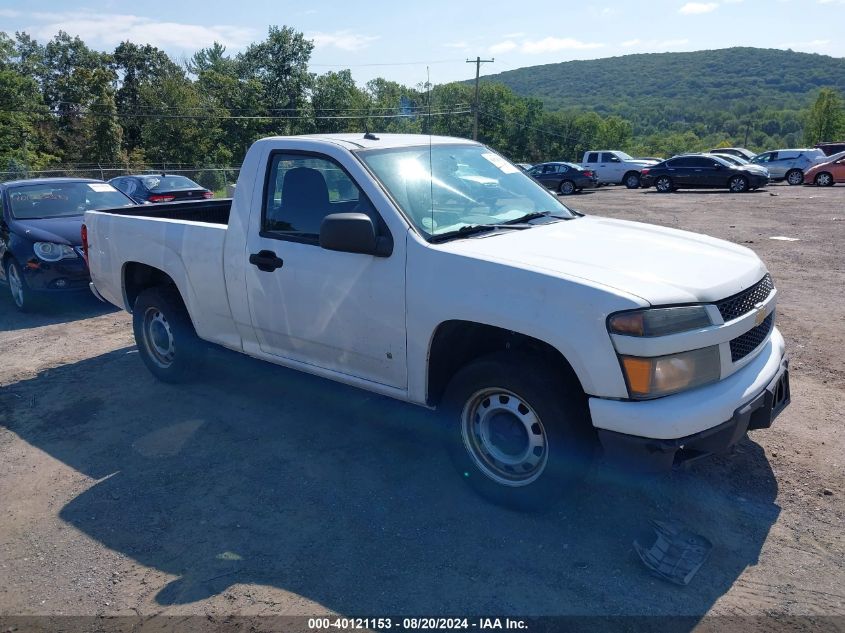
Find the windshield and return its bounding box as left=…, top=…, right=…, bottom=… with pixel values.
left=616, top=151, right=633, bottom=160
left=357, top=144, right=575, bottom=238
left=8, top=182, right=133, bottom=219
left=141, top=175, right=202, bottom=191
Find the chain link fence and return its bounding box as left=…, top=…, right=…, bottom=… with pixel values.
left=0, top=166, right=241, bottom=196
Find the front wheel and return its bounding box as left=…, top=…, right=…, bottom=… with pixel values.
left=729, top=175, right=749, bottom=193
left=624, top=172, right=641, bottom=189
left=441, top=352, right=594, bottom=511
left=655, top=176, right=674, bottom=193
left=785, top=169, right=804, bottom=186
left=132, top=286, right=206, bottom=383
left=815, top=172, right=834, bottom=187
left=6, top=259, right=34, bottom=312
left=559, top=180, right=576, bottom=195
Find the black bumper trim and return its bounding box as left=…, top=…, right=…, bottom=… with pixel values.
left=597, top=357, right=790, bottom=473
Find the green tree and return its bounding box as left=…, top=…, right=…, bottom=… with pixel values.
left=804, top=88, right=845, bottom=145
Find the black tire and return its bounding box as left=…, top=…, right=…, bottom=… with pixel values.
left=559, top=180, right=576, bottom=195
left=132, top=286, right=205, bottom=383
left=728, top=175, right=749, bottom=193
left=815, top=172, right=834, bottom=187
left=655, top=176, right=674, bottom=193
left=5, top=259, right=35, bottom=312
left=785, top=169, right=804, bottom=186
left=441, top=351, right=594, bottom=511
left=623, top=172, right=641, bottom=189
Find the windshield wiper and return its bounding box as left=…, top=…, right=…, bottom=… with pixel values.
left=504, top=211, right=575, bottom=224
left=429, top=223, right=529, bottom=243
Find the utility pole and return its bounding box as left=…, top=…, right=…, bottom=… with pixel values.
left=467, top=56, right=494, bottom=141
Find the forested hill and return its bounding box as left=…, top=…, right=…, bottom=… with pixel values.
left=480, top=47, right=845, bottom=139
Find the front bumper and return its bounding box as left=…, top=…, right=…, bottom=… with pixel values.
left=22, top=256, right=90, bottom=292
left=591, top=328, right=789, bottom=471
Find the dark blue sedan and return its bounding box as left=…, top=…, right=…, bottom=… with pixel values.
left=0, top=178, right=134, bottom=311
left=109, top=174, right=212, bottom=204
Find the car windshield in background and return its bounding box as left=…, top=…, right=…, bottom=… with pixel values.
left=8, top=183, right=133, bottom=219
left=357, top=144, right=575, bottom=238
left=141, top=175, right=202, bottom=191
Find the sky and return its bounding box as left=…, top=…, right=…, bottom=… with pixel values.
left=1, top=0, right=844, bottom=86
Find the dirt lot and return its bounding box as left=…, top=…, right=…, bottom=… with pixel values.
left=0, top=183, right=843, bottom=628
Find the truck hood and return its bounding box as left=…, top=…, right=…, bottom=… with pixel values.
left=10, top=215, right=84, bottom=246
left=439, top=216, right=767, bottom=305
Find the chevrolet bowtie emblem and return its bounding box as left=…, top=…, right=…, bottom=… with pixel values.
left=754, top=304, right=767, bottom=326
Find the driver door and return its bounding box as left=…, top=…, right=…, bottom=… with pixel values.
left=244, top=151, right=408, bottom=389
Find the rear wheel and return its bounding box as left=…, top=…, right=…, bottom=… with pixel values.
left=624, top=172, right=641, bottom=189
left=729, top=175, right=749, bottom=193
left=655, top=176, right=674, bottom=193
left=441, top=351, right=594, bottom=511
left=785, top=169, right=804, bottom=186
left=815, top=172, right=834, bottom=187
left=133, top=286, right=205, bottom=383
left=559, top=180, right=576, bottom=195
left=5, top=259, right=34, bottom=312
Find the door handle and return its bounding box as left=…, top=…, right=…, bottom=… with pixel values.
left=249, top=250, right=284, bottom=272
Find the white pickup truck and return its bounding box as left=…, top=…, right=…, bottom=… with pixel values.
left=581, top=150, right=659, bottom=188
left=84, top=134, right=790, bottom=510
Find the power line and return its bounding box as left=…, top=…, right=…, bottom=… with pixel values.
left=0, top=108, right=472, bottom=121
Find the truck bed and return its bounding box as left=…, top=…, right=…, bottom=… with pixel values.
left=99, top=199, right=232, bottom=225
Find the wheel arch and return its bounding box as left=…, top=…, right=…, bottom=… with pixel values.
left=122, top=262, right=185, bottom=315
left=425, top=320, right=586, bottom=407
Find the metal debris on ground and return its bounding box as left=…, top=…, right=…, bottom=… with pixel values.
left=633, top=520, right=713, bottom=586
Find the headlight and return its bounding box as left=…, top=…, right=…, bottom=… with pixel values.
left=620, top=346, right=721, bottom=399
left=608, top=306, right=712, bottom=337
left=33, top=242, right=78, bottom=262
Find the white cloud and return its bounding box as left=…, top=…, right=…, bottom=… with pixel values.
left=489, top=36, right=604, bottom=55
left=489, top=40, right=518, bottom=54
left=308, top=30, right=379, bottom=52
left=620, top=38, right=689, bottom=50
left=0, top=9, right=22, bottom=18
left=520, top=37, right=604, bottom=54
left=778, top=39, right=831, bottom=51
left=503, top=32, right=525, bottom=39
left=22, top=11, right=255, bottom=51
left=679, top=2, right=719, bottom=14
left=443, top=40, right=470, bottom=49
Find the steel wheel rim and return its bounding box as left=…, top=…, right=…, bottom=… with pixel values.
left=460, top=388, right=549, bottom=487
left=143, top=307, right=175, bottom=368
left=561, top=181, right=574, bottom=195
left=8, top=263, right=24, bottom=308
left=787, top=171, right=802, bottom=185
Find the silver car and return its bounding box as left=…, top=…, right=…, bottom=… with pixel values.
left=750, top=148, right=827, bottom=185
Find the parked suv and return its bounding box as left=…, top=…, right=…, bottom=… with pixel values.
left=750, top=149, right=826, bottom=185
left=815, top=142, right=845, bottom=157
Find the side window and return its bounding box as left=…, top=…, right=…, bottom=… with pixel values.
left=542, top=164, right=557, bottom=174
left=753, top=153, right=770, bottom=163
left=671, top=157, right=694, bottom=167
left=586, top=153, right=599, bottom=163
left=124, top=179, right=137, bottom=195
left=528, top=167, right=542, bottom=177
left=264, top=153, right=374, bottom=239
left=688, top=157, right=712, bottom=168
left=602, top=152, right=620, bottom=163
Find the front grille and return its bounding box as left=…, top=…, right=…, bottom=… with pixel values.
left=730, top=313, right=774, bottom=362
left=715, top=274, right=774, bottom=322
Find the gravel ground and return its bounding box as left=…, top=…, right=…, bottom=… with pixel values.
left=0, top=183, right=843, bottom=628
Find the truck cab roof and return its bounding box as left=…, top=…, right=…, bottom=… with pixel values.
left=276, top=133, right=478, bottom=151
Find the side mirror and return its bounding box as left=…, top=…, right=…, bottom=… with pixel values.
left=319, top=213, right=392, bottom=257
